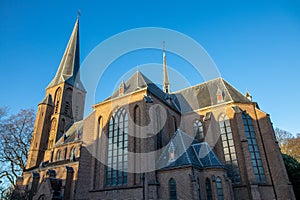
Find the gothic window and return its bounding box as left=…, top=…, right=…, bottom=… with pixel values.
left=169, top=178, right=177, bottom=200
left=205, top=178, right=213, bottom=200
left=63, top=147, right=67, bottom=160
left=65, top=88, right=73, bottom=116
left=56, top=150, right=61, bottom=161
left=64, top=101, right=70, bottom=115
left=216, top=177, right=224, bottom=200
left=75, top=92, right=83, bottom=120
left=242, top=112, right=266, bottom=183
left=193, top=119, right=204, bottom=140
left=70, top=146, right=76, bottom=161
left=106, top=108, right=128, bottom=186
left=219, top=114, right=241, bottom=183
left=156, top=107, right=163, bottom=149
left=54, top=88, right=61, bottom=114
left=51, top=118, right=57, bottom=130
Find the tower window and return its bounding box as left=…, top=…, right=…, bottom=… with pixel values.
left=54, top=88, right=62, bottom=114
left=219, top=114, right=240, bottom=183
left=242, top=112, right=266, bottom=183
left=106, top=107, right=128, bottom=186
left=65, top=101, right=70, bottom=115
left=193, top=119, right=204, bottom=140
left=169, top=178, right=177, bottom=200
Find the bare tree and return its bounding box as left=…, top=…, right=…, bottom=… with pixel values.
left=274, top=127, right=293, bottom=147
left=0, top=108, right=34, bottom=198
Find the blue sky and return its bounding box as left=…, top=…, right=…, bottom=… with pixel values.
left=0, top=1, right=299, bottom=134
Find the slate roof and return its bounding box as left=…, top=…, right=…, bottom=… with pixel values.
left=107, top=71, right=180, bottom=112
left=55, top=120, right=83, bottom=146
left=172, top=77, right=251, bottom=113
left=47, top=19, right=85, bottom=92
left=157, top=129, right=223, bottom=170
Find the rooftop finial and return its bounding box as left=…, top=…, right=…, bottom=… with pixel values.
left=77, top=10, right=81, bottom=20
left=246, top=89, right=252, bottom=101
left=162, top=41, right=170, bottom=93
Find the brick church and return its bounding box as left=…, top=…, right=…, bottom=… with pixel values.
left=15, top=18, right=295, bottom=200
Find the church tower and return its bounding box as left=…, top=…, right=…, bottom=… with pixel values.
left=26, top=18, right=86, bottom=169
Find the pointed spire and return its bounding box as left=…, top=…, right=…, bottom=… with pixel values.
left=162, top=41, right=170, bottom=93
left=47, top=18, right=81, bottom=89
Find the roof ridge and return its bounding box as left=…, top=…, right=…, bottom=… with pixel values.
left=172, top=77, right=223, bottom=94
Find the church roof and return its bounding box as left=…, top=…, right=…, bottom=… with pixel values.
left=172, top=77, right=251, bottom=113
left=157, top=129, right=223, bottom=170
left=55, top=120, right=83, bottom=146
left=107, top=71, right=180, bottom=111
left=47, top=19, right=85, bottom=91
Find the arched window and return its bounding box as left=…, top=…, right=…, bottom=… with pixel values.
left=63, top=88, right=72, bottom=116
left=242, top=112, right=266, bottom=183
left=216, top=177, right=224, bottom=200
left=106, top=108, right=128, bottom=186
left=63, top=147, right=67, bottom=160
left=75, top=92, right=83, bottom=120
left=169, top=178, right=177, bottom=200
left=205, top=178, right=213, bottom=200
left=156, top=107, right=163, bottom=149
left=56, top=150, right=61, bottom=161
left=70, top=146, right=76, bottom=161
left=51, top=118, right=57, bottom=130
left=193, top=119, right=204, bottom=140
left=54, top=88, right=61, bottom=114
left=219, top=114, right=240, bottom=183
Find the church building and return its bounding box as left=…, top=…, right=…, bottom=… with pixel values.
left=16, top=18, right=295, bottom=200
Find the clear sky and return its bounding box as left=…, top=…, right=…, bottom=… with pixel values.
left=0, top=0, right=299, bottom=135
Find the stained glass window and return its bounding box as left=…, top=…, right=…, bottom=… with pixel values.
left=219, top=114, right=241, bottom=183
left=216, top=177, right=224, bottom=200
left=205, top=178, right=212, bottom=200
left=106, top=108, right=128, bottom=186
left=242, top=112, right=266, bottom=183
left=169, top=178, right=177, bottom=200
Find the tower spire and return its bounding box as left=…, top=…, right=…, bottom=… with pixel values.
left=47, top=17, right=82, bottom=90
left=162, top=41, right=170, bottom=93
